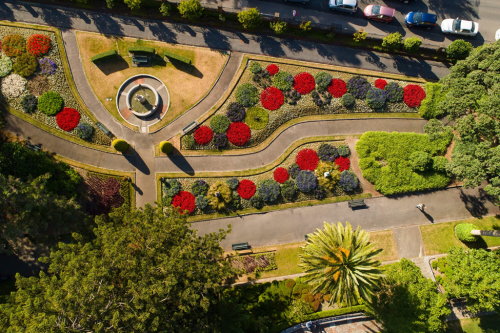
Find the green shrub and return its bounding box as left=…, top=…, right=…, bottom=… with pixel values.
left=210, top=114, right=231, bottom=133
left=38, top=91, right=64, bottom=116
left=315, top=72, right=332, bottom=92
left=403, top=37, right=422, bottom=53
left=178, top=0, right=204, bottom=20
left=353, top=30, right=367, bottom=43
left=454, top=223, right=478, bottom=242
left=244, top=107, right=268, bottom=130
left=12, top=53, right=38, bottom=77
left=0, top=55, right=13, bottom=77
left=382, top=32, right=403, bottom=50
left=21, top=94, right=37, bottom=113
left=163, top=50, right=192, bottom=65
left=235, top=83, right=259, bottom=107
left=159, top=2, right=172, bottom=16
left=112, top=139, right=130, bottom=152
left=341, top=93, right=355, bottom=108
left=249, top=62, right=262, bottom=74
left=75, top=123, right=94, bottom=141
left=90, top=50, right=118, bottom=63
left=299, top=21, right=312, bottom=32
left=272, top=71, right=293, bottom=91
left=270, top=21, right=287, bottom=34
left=159, top=141, right=174, bottom=154
left=2, top=34, right=26, bottom=57
left=409, top=151, right=432, bottom=172
left=419, top=82, right=445, bottom=119
left=446, top=39, right=473, bottom=60
left=237, top=8, right=261, bottom=29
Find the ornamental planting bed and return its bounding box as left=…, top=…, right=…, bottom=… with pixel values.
left=161, top=141, right=362, bottom=216
left=0, top=24, right=110, bottom=146
left=181, top=59, right=426, bottom=151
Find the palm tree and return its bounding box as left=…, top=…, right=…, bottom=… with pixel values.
left=299, top=222, right=383, bottom=305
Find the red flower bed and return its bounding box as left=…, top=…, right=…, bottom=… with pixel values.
left=293, top=72, right=315, bottom=94
left=273, top=167, right=289, bottom=183
left=403, top=84, right=426, bottom=108
left=334, top=157, right=350, bottom=171
left=374, top=79, right=387, bottom=89
left=237, top=179, right=256, bottom=199
left=327, top=79, right=347, bottom=97
left=296, top=149, right=319, bottom=171
left=226, top=122, right=251, bottom=146
left=56, top=107, right=81, bottom=131
left=260, top=86, right=284, bottom=110
left=266, top=64, right=279, bottom=76
left=194, top=126, right=213, bottom=145
left=26, top=34, right=51, bottom=57
left=172, top=191, right=196, bottom=214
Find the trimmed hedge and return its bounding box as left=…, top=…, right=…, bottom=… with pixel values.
left=128, top=46, right=156, bottom=54
left=112, top=139, right=130, bottom=152
left=91, top=50, right=118, bottom=63
left=159, top=141, right=174, bottom=154
left=163, top=50, right=192, bottom=65
left=454, top=223, right=479, bottom=242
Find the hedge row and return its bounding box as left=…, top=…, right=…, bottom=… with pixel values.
left=91, top=49, right=118, bottom=63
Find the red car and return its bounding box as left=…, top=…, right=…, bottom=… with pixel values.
left=363, top=5, right=396, bottom=23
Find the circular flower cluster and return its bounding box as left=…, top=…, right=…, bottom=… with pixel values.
left=266, top=64, right=279, bottom=76
left=226, top=122, right=251, bottom=146
left=260, top=86, right=284, bottom=110
left=327, top=79, right=347, bottom=97
left=26, top=34, right=52, bottom=57
left=334, top=156, right=350, bottom=171
left=374, top=79, right=388, bottom=89
left=403, top=84, right=426, bottom=108
left=273, top=167, right=289, bottom=183
left=56, top=107, right=81, bottom=131
left=237, top=179, right=256, bottom=199
left=293, top=72, right=315, bottom=94
left=171, top=191, right=196, bottom=214
left=194, top=126, right=213, bottom=145
left=296, top=149, right=319, bottom=171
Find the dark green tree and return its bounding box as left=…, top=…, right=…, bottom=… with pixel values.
left=0, top=205, right=234, bottom=332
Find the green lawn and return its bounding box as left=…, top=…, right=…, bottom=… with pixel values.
left=420, top=216, right=500, bottom=255
left=446, top=313, right=500, bottom=333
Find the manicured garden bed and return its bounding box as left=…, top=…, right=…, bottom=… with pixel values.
left=0, top=23, right=111, bottom=147
left=181, top=59, right=426, bottom=151
left=161, top=140, right=362, bottom=216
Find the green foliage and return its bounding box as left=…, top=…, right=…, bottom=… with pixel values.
left=37, top=91, right=64, bottom=116
left=112, top=138, right=129, bottom=152
left=235, top=83, right=259, bottom=107
left=237, top=8, right=261, bottom=29
left=0, top=205, right=234, bottom=332
left=299, top=21, right=312, bottom=32
left=272, top=71, right=294, bottom=91
left=315, top=72, right=332, bottom=92
left=12, top=53, right=37, bottom=77
left=124, top=0, right=143, bottom=10
left=299, top=222, right=382, bottom=305
left=353, top=30, right=367, bottom=43
left=207, top=181, right=232, bottom=210
left=270, top=21, right=287, bottom=34
left=409, top=151, right=432, bottom=172
left=382, top=32, right=403, bottom=50
left=446, top=39, right=473, bottom=60
left=419, top=82, right=446, bottom=119
left=403, top=37, right=422, bottom=53
left=369, top=259, right=450, bottom=333
left=435, top=248, right=500, bottom=314
left=90, top=49, right=117, bottom=63
left=159, top=140, right=174, bottom=154
left=356, top=132, right=451, bottom=195
left=159, top=2, right=172, bottom=16
left=210, top=114, right=231, bottom=133
left=454, top=223, right=478, bottom=242
left=341, top=93, right=355, bottom=108
left=244, top=107, right=269, bottom=130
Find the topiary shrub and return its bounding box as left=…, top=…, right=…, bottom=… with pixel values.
left=195, top=195, right=209, bottom=212
left=347, top=76, right=371, bottom=99
left=280, top=180, right=298, bottom=201
left=38, top=91, right=64, bottom=115
left=341, top=93, right=355, bottom=108
left=409, top=151, right=432, bottom=172
left=245, top=107, right=269, bottom=130
left=250, top=194, right=264, bottom=209
left=288, top=164, right=301, bottom=179
left=210, top=114, right=231, bottom=133
left=191, top=179, right=209, bottom=196
left=296, top=170, right=318, bottom=193
left=315, top=72, right=333, bottom=92
left=318, top=143, right=339, bottom=162
left=161, top=178, right=182, bottom=199
left=159, top=141, right=174, bottom=154
left=226, top=178, right=240, bottom=190
left=403, top=37, right=422, bottom=53
left=454, top=223, right=478, bottom=242
left=258, top=179, right=281, bottom=203
left=366, top=87, right=388, bottom=110
left=112, top=139, right=130, bottom=152
left=2, top=35, right=26, bottom=57
left=382, top=32, right=403, bottom=50
left=384, top=82, right=404, bottom=103
left=178, top=0, right=204, bottom=20
left=226, top=102, right=246, bottom=122
left=213, top=133, right=228, bottom=149
left=337, top=145, right=350, bottom=157
left=339, top=170, right=359, bottom=192
left=272, top=71, right=294, bottom=91
left=0, top=55, right=13, bottom=77
left=236, top=83, right=259, bottom=107
left=75, top=123, right=94, bottom=141
left=21, top=94, right=37, bottom=113
left=249, top=62, right=262, bottom=74
left=12, top=53, right=38, bottom=77
left=207, top=181, right=232, bottom=211
left=237, top=8, right=261, bottom=29
left=446, top=39, right=473, bottom=60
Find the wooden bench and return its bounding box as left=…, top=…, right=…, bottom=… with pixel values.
left=348, top=199, right=367, bottom=209
left=232, top=242, right=251, bottom=251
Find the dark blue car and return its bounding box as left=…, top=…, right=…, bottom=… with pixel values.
left=405, top=11, right=437, bottom=28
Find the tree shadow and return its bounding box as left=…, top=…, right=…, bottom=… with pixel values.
left=202, top=28, right=231, bottom=51
left=169, top=59, right=203, bottom=78
left=148, top=21, right=177, bottom=43
left=168, top=147, right=194, bottom=176
left=93, top=56, right=129, bottom=75
left=123, top=147, right=150, bottom=175
left=459, top=189, right=488, bottom=218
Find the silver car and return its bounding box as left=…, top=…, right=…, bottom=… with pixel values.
left=441, top=18, right=479, bottom=36
left=329, top=0, right=358, bottom=14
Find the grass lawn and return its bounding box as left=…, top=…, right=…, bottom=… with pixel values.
left=76, top=31, right=228, bottom=131
left=446, top=313, right=500, bottom=333
left=420, top=216, right=500, bottom=256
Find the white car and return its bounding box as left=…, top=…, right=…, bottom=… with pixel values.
left=329, top=0, right=358, bottom=14
left=441, top=18, right=479, bottom=36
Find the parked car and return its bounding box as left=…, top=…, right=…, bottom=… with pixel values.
left=363, top=5, right=396, bottom=23
left=329, top=0, right=358, bottom=14
left=441, top=18, right=479, bottom=36
left=405, top=11, right=437, bottom=29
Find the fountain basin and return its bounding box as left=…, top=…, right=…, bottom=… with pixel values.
left=126, top=83, right=159, bottom=118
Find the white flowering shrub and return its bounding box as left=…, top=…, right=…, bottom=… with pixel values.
left=1, top=73, right=27, bottom=98
left=0, top=55, right=13, bottom=77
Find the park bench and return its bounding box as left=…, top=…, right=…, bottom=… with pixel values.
left=232, top=242, right=251, bottom=251
left=348, top=199, right=367, bottom=209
